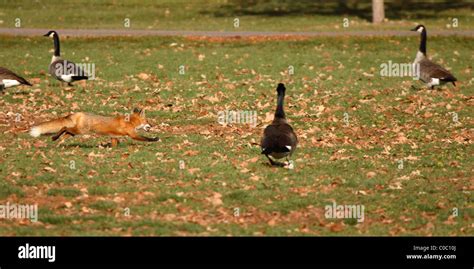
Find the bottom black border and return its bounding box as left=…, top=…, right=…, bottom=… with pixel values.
left=0, top=236, right=472, bottom=267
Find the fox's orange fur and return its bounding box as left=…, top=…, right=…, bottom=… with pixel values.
left=30, top=108, right=158, bottom=145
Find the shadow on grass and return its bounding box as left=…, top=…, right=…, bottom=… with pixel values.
left=62, top=142, right=104, bottom=149
left=62, top=141, right=145, bottom=148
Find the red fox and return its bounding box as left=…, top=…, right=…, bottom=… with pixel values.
left=30, top=108, right=159, bottom=146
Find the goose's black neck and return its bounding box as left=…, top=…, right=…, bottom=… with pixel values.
left=53, top=34, right=61, bottom=57
left=274, top=91, right=286, bottom=119
left=419, top=29, right=427, bottom=55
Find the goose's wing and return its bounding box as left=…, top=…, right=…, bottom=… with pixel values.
left=0, top=67, right=32, bottom=86
left=420, top=59, right=457, bottom=82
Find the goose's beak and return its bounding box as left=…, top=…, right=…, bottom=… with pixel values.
left=410, top=27, right=417, bottom=31
left=43, top=33, right=49, bottom=37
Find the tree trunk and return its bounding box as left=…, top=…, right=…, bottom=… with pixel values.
left=372, top=0, right=385, bottom=23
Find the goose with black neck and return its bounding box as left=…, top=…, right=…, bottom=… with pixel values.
left=260, top=83, right=298, bottom=167
left=411, top=24, right=457, bottom=90
left=44, top=30, right=89, bottom=86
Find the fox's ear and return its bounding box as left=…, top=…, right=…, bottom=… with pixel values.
left=132, top=108, right=142, bottom=114
left=140, top=109, right=146, bottom=118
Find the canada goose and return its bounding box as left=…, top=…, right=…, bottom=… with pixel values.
left=411, top=24, right=457, bottom=89
left=44, top=30, right=89, bottom=86
left=0, top=67, right=32, bottom=92
left=261, top=83, right=298, bottom=167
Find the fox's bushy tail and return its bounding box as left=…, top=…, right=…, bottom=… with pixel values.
left=30, top=116, right=72, bottom=137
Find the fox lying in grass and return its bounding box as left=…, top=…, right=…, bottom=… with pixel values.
left=30, top=108, right=159, bottom=146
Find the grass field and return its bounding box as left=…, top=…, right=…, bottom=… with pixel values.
left=0, top=0, right=473, bottom=31
left=0, top=33, right=472, bottom=235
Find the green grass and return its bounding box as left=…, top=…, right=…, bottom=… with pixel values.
left=0, top=0, right=473, bottom=31
left=47, top=188, right=82, bottom=197
left=0, top=33, right=472, bottom=235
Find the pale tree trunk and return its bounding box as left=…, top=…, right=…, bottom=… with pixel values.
left=372, top=0, right=385, bottom=23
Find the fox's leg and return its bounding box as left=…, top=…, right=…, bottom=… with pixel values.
left=128, top=132, right=159, bottom=142
left=60, top=133, right=73, bottom=140
left=56, top=133, right=73, bottom=146
left=52, top=127, right=79, bottom=141
left=52, top=127, right=68, bottom=141
left=63, top=127, right=80, bottom=137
